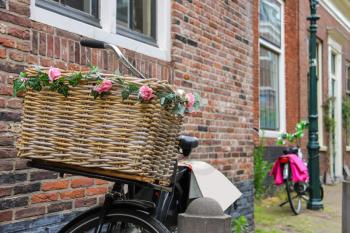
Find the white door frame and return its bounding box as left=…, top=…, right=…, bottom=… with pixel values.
left=328, top=37, right=343, bottom=180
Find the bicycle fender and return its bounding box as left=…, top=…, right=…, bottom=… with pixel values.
left=58, top=200, right=156, bottom=233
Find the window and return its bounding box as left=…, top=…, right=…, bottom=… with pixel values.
left=31, top=1, right=171, bottom=61
left=316, top=42, right=325, bottom=148
left=259, top=0, right=281, bottom=47
left=117, top=0, right=157, bottom=45
left=36, top=0, right=99, bottom=27
left=260, top=46, right=279, bottom=130
left=259, top=0, right=285, bottom=134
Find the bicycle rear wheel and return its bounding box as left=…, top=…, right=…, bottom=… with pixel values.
left=285, top=180, right=303, bottom=215
left=60, top=208, right=170, bottom=233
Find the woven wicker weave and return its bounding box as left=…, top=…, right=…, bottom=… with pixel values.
left=18, top=67, right=182, bottom=186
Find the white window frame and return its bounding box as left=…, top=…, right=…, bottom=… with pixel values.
left=346, top=63, right=350, bottom=150
left=30, top=0, right=171, bottom=61
left=316, top=42, right=327, bottom=151
left=259, top=0, right=285, bottom=138
left=327, top=37, right=343, bottom=178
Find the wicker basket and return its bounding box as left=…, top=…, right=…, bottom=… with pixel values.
left=17, top=67, right=182, bottom=187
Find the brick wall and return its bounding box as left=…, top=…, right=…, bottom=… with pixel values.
left=0, top=0, right=256, bottom=231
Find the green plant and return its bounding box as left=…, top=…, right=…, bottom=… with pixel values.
left=342, top=96, right=350, bottom=130
left=232, top=215, right=248, bottom=233
left=276, top=120, right=308, bottom=146
left=323, top=97, right=336, bottom=134
left=254, top=135, right=272, bottom=199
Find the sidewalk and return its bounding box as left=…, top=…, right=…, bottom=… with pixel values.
left=255, top=184, right=342, bottom=233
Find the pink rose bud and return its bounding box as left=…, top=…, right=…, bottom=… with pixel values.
left=94, top=79, right=113, bottom=93
left=139, top=85, right=154, bottom=101
left=185, top=93, right=195, bottom=109
left=48, top=67, right=61, bottom=82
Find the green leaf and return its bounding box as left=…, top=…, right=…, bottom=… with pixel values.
left=160, top=97, right=165, bottom=105
left=28, top=77, right=42, bottom=92
left=121, top=89, right=130, bottom=100
left=13, top=78, right=26, bottom=97
left=68, top=73, right=82, bottom=87
left=19, top=72, right=27, bottom=78
left=39, top=73, right=49, bottom=86
left=128, top=83, right=139, bottom=93
left=91, top=90, right=99, bottom=100
left=57, top=83, right=69, bottom=97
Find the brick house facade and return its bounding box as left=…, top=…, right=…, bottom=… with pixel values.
left=257, top=0, right=350, bottom=183
left=0, top=0, right=256, bottom=231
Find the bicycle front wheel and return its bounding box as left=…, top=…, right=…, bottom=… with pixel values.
left=60, top=208, right=171, bottom=233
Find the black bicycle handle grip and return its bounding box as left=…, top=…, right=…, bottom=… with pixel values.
left=80, top=39, right=106, bottom=49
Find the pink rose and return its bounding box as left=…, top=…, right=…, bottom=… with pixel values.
left=139, top=85, right=154, bottom=101
left=20, top=77, right=28, bottom=82
left=185, top=93, right=195, bottom=108
left=94, top=79, right=113, bottom=93
left=48, top=67, right=61, bottom=82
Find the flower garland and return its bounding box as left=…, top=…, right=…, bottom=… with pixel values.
left=13, top=66, right=200, bottom=116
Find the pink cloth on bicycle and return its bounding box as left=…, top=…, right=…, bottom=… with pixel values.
left=269, top=154, right=309, bottom=186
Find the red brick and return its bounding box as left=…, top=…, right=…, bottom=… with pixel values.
left=0, top=97, right=6, bottom=108
left=0, top=12, right=30, bottom=27
left=74, top=197, right=97, bottom=208
left=95, top=179, right=109, bottom=185
left=15, top=207, right=45, bottom=220
left=9, top=51, right=24, bottom=62
left=31, top=22, right=54, bottom=33
left=47, top=34, right=53, bottom=57
left=9, top=1, right=30, bottom=16
left=71, top=178, right=94, bottom=188
left=60, top=189, right=85, bottom=200
left=40, top=57, right=52, bottom=67
left=0, top=84, right=13, bottom=96
left=31, top=193, right=58, bottom=203
left=7, top=27, right=30, bottom=39
left=0, top=210, right=13, bottom=222
left=7, top=98, right=23, bottom=109
left=53, top=36, right=60, bottom=59
left=0, top=37, right=15, bottom=48
left=26, top=54, right=38, bottom=64
left=0, top=160, right=14, bottom=171
left=39, top=32, right=46, bottom=56
left=16, top=41, right=31, bottom=52
left=14, top=159, right=28, bottom=170
left=86, top=187, right=108, bottom=196
left=0, top=187, right=12, bottom=198
left=41, top=180, right=69, bottom=191
left=47, top=201, right=72, bottom=213
left=0, top=48, right=6, bottom=58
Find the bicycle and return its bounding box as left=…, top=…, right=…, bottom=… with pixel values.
left=274, top=147, right=323, bottom=215
left=271, top=121, right=324, bottom=215
left=27, top=39, right=203, bottom=233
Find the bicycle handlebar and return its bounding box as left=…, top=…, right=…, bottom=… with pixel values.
left=80, top=39, right=106, bottom=49
left=80, top=39, right=146, bottom=79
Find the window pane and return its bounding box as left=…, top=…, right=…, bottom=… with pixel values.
left=260, top=46, right=279, bottom=130
left=331, top=52, right=336, bottom=75
left=259, top=0, right=281, bottom=47
left=117, top=0, right=156, bottom=39
left=117, top=0, right=129, bottom=27
left=53, top=0, right=98, bottom=17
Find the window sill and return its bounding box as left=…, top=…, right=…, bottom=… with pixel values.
left=30, top=0, right=171, bottom=61
left=259, top=130, right=280, bottom=138
left=320, top=145, right=328, bottom=151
